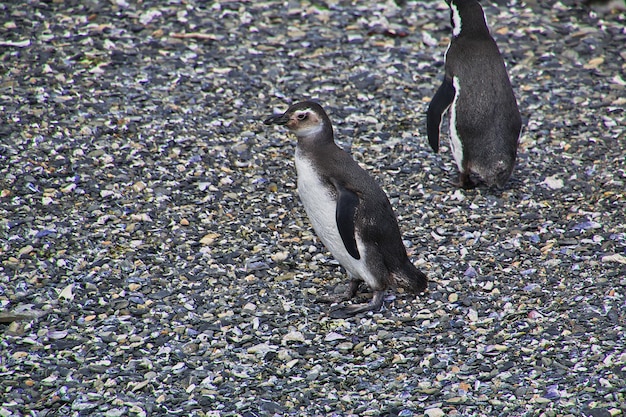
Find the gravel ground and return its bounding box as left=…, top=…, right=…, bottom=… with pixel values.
left=1, top=1, right=625, bottom=416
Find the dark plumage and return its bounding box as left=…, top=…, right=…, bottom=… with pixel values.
left=427, top=0, right=522, bottom=189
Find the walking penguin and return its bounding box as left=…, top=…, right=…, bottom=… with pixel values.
left=264, top=101, right=428, bottom=318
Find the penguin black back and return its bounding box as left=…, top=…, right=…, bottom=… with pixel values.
left=427, top=0, right=522, bottom=189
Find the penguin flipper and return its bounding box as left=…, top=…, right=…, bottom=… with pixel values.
left=332, top=180, right=361, bottom=260
left=426, top=76, right=456, bottom=153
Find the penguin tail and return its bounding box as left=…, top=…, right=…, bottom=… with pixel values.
left=393, top=261, right=428, bottom=294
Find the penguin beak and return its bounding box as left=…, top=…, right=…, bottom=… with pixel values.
left=263, top=113, right=290, bottom=126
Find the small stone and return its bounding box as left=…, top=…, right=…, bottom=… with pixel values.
left=248, top=342, right=277, bottom=355
left=583, top=57, right=604, bottom=69
left=200, top=233, right=219, bottom=245
left=363, top=344, right=377, bottom=355
left=47, top=330, right=68, bottom=339
left=59, top=284, right=74, bottom=301
left=425, top=408, right=445, bottom=417
left=464, top=266, right=477, bottom=277
left=133, top=213, right=153, bottom=222
left=18, top=245, right=34, bottom=258
left=242, top=302, right=256, bottom=311
left=468, top=308, right=478, bottom=322
left=337, top=342, right=354, bottom=351
left=601, top=254, right=626, bottom=264
left=324, top=332, right=345, bottom=342
left=271, top=251, right=289, bottom=262
left=542, top=175, right=564, bottom=190
left=282, top=331, right=305, bottom=344
left=132, top=181, right=146, bottom=192
left=447, top=396, right=465, bottom=404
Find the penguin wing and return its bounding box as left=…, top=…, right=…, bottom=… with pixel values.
left=332, top=179, right=361, bottom=260
left=426, top=76, right=456, bottom=153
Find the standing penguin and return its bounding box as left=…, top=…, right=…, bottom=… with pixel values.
left=426, top=0, right=522, bottom=189
left=264, top=101, right=427, bottom=318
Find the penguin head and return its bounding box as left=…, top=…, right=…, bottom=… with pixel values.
left=446, top=0, right=489, bottom=38
left=264, top=101, right=333, bottom=140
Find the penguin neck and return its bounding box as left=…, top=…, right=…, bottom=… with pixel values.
left=295, top=123, right=336, bottom=152
left=452, top=4, right=491, bottom=39
left=457, top=23, right=490, bottom=39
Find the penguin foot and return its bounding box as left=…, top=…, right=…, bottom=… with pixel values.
left=328, top=291, right=385, bottom=319
left=317, top=279, right=361, bottom=304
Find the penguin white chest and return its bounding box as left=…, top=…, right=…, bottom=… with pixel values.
left=294, top=151, right=348, bottom=254
left=294, top=151, right=377, bottom=287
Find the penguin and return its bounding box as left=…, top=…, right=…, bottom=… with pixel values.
left=264, top=101, right=427, bottom=318
left=426, top=0, right=522, bottom=189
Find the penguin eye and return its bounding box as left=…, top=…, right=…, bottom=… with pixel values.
left=297, top=113, right=308, bottom=121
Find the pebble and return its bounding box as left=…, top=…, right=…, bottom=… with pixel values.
left=0, top=1, right=624, bottom=416
left=282, top=331, right=306, bottom=344
left=425, top=408, right=445, bottom=417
